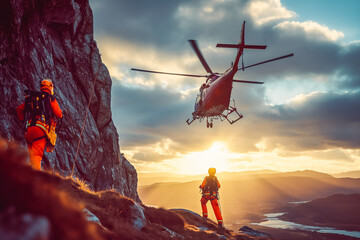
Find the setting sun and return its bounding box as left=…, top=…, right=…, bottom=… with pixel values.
left=175, top=141, right=240, bottom=175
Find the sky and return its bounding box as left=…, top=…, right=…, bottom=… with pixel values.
left=89, top=0, right=360, bottom=175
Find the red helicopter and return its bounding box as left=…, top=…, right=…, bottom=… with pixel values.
left=131, top=21, right=293, bottom=128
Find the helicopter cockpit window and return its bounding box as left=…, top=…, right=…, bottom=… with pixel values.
left=195, top=92, right=203, bottom=111
left=196, top=93, right=201, bottom=104
left=209, top=76, right=218, bottom=84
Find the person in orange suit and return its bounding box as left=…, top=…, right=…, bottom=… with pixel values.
left=17, top=79, right=63, bottom=170
left=200, top=167, right=223, bottom=227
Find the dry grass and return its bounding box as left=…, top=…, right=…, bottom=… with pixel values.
left=0, top=140, right=101, bottom=240
left=0, top=140, right=266, bottom=240
left=143, top=206, right=185, bottom=232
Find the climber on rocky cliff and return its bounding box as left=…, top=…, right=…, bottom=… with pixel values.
left=199, top=167, right=224, bottom=227
left=17, top=78, right=63, bottom=170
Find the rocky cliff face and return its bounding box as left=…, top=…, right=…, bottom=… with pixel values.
left=0, top=0, right=139, bottom=201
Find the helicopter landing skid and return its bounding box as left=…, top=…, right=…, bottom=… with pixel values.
left=186, top=115, right=206, bottom=126
left=221, top=106, right=243, bottom=124
left=186, top=117, right=214, bottom=128
left=186, top=118, right=196, bottom=125
left=186, top=105, right=243, bottom=127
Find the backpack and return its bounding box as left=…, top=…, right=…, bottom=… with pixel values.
left=203, top=175, right=219, bottom=195
left=22, top=90, right=54, bottom=131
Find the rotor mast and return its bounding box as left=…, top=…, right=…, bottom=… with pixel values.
left=216, top=21, right=267, bottom=73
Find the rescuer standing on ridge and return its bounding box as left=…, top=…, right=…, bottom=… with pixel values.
left=17, top=79, right=63, bottom=170
left=200, top=167, right=223, bottom=227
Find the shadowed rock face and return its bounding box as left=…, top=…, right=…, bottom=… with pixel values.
left=0, top=0, right=139, bottom=202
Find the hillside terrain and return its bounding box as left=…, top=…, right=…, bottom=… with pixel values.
left=0, top=140, right=274, bottom=240
left=281, top=193, right=360, bottom=231
left=333, top=171, right=360, bottom=178
left=139, top=170, right=360, bottom=227
left=137, top=170, right=278, bottom=186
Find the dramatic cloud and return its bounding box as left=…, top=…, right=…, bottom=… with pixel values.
left=254, top=91, right=360, bottom=151
left=90, top=0, right=360, bottom=173
left=246, top=0, right=296, bottom=25
left=275, top=21, right=344, bottom=42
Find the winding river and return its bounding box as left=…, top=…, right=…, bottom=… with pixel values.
left=252, top=213, right=360, bottom=239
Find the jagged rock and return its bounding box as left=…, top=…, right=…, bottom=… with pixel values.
left=158, top=226, right=185, bottom=239
left=0, top=0, right=139, bottom=201
left=0, top=207, right=51, bottom=240
left=239, top=226, right=272, bottom=238
left=84, top=208, right=103, bottom=226
left=129, top=202, right=147, bottom=230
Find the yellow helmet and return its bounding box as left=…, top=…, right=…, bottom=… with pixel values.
left=208, top=168, right=216, bottom=175
left=40, top=78, right=54, bottom=95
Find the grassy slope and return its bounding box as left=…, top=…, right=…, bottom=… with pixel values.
left=0, top=140, right=270, bottom=240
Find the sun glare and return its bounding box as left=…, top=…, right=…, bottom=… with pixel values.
left=176, top=142, right=237, bottom=175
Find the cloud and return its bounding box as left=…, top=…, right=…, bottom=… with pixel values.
left=91, top=0, right=184, bottom=48
left=338, top=41, right=360, bottom=88
left=111, top=81, right=192, bottom=129
left=308, top=149, right=353, bottom=162
left=275, top=20, right=344, bottom=42
left=254, top=91, right=360, bottom=151
left=245, top=0, right=296, bottom=25
left=90, top=0, right=360, bottom=171
left=113, top=72, right=360, bottom=156
left=124, top=138, right=179, bottom=162
left=96, top=37, right=204, bottom=90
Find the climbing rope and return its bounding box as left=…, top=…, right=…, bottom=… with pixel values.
left=71, top=63, right=101, bottom=177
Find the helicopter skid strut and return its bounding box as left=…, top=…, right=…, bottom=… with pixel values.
left=186, top=107, right=243, bottom=127
left=221, top=106, right=243, bottom=124
left=186, top=118, right=196, bottom=125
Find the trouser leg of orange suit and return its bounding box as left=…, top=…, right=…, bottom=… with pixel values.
left=25, top=126, right=46, bottom=170
left=201, top=196, right=209, bottom=218
left=210, top=198, right=223, bottom=224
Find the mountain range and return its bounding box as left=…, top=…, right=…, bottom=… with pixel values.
left=281, top=193, right=360, bottom=231
left=333, top=170, right=360, bottom=178
left=138, top=170, right=360, bottom=229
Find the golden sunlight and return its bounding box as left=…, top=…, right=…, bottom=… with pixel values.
left=176, top=141, right=240, bottom=175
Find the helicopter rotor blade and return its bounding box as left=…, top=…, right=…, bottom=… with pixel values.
left=188, top=40, right=213, bottom=74
left=131, top=68, right=208, bottom=78
left=243, top=53, right=294, bottom=70
left=241, top=54, right=245, bottom=71
left=233, top=80, right=264, bottom=84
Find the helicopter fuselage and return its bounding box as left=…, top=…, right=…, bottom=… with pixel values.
left=194, top=67, right=236, bottom=117
left=131, top=21, right=293, bottom=127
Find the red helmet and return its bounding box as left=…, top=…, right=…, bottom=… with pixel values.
left=40, top=78, right=54, bottom=95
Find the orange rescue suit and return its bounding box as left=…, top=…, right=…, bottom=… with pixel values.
left=200, top=176, right=223, bottom=225
left=17, top=95, right=62, bottom=170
